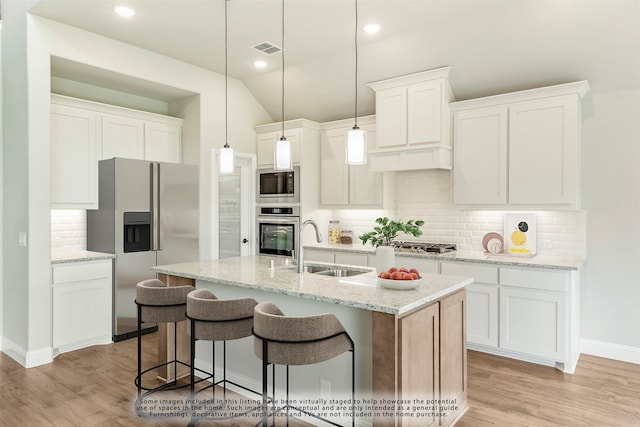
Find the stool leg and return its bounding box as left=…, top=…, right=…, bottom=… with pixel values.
left=212, top=340, right=216, bottom=401
left=190, top=320, right=196, bottom=395
left=137, top=304, right=142, bottom=397
left=261, top=338, right=268, bottom=427
left=352, top=349, right=356, bottom=426
left=286, top=365, right=290, bottom=426
left=223, top=340, right=227, bottom=402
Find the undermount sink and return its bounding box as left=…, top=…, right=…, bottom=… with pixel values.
left=314, top=268, right=368, bottom=277
left=300, top=263, right=370, bottom=277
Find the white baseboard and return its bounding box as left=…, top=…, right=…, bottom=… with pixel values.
left=581, top=339, right=640, bottom=365
left=1, top=336, right=53, bottom=368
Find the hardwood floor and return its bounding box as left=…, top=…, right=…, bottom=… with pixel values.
left=1, top=335, right=639, bottom=426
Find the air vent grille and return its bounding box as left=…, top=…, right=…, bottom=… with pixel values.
left=252, top=41, right=282, bottom=55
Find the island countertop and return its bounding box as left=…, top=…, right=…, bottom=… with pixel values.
left=152, top=255, right=473, bottom=315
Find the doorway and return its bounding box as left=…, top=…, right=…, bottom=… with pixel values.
left=212, top=151, right=256, bottom=259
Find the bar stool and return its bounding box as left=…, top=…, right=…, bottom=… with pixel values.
left=186, top=289, right=261, bottom=423
left=134, top=278, right=194, bottom=399
left=253, top=301, right=355, bottom=427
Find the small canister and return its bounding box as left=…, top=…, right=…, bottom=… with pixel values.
left=328, top=220, right=341, bottom=244
left=340, top=230, right=354, bottom=244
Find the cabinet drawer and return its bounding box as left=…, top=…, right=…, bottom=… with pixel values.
left=441, top=262, right=498, bottom=284
left=396, top=256, right=439, bottom=275
left=334, top=252, right=369, bottom=267
left=499, top=267, right=568, bottom=292
left=52, top=260, right=112, bottom=285
left=304, top=249, right=334, bottom=263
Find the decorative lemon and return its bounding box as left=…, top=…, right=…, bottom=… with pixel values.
left=511, top=230, right=527, bottom=246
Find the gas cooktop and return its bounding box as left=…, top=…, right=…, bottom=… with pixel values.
left=390, top=241, right=457, bottom=254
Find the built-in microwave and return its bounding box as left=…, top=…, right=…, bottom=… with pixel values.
left=257, top=167, right=300, bottom=204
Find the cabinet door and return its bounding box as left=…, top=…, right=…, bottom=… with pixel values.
left=144, top=121, right=181, bottom=163
left=407, top=80, right=442, bottom=145
left=396, top=256, right=439, bottom=275
left=303, top=248, right=334, bottom=263
left=439, top=290, right=467, bottom=421
left=453, top=106, right=508, bottom=205
left=349, top=128, right=382, bottom=206
left=376, top=87, right=407, bottom=148
left=320, top=132, right=349, bottom=205
left=499, top=287, right=565, bottom=360
left=399, top=302, right=440, bottom=427
left=51, top=104, right=99, bottom=208
left=466, top=283, right=499, bottom=347
left=101, top=113, right=144, bottom=160
left=334, top=251, right=368, bottom=267
left=256, top=130, right=301, bottom=167
left=508, top=95, right=579, bottom=205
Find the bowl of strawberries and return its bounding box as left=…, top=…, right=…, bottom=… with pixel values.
left=377, top=267, right=422, bottom=290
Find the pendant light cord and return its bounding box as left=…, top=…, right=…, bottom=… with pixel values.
left=354, top=0, right=359, bottom=129
left=281, top=0, right=285, bottom=136
left=224, top=0, right=229, bottom=148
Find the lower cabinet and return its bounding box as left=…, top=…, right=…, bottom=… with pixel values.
left=441, top=261, right=579, bottom=373
left=373, top=289, right=467, bottom=427
left=51, top=259, right=113, bottom=356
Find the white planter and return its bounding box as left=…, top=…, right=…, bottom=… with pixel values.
left=376, top=245, right=396, bottom=274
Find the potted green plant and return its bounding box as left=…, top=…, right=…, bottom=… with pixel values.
left=359, top=217, right=425, bottom=273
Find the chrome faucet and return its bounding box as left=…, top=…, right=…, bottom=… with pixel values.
left=298, top=219, right=323, bottom=273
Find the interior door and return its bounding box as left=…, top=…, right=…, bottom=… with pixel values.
left=215, top=153, right=255, bottom=259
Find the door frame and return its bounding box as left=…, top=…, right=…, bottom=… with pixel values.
left=211, top=150, right=257, bottom=259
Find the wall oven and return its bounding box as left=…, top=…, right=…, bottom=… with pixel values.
left=257, top=167, right=300, bottom=204
left=257, top=206, right=299, bottom=257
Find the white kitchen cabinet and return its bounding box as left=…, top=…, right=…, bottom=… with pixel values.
left=367, top=67, right=454, bottom=172
left=508, top=96, right=580, bottom=205
left=334, top=251, right=368, bottom=267
left=50, top=103, right=99, bottom=209
left=499, top=286, right=565, bottom=360
left=441, top=260, right=580, bottom=373
left=320, top=117, right=382, bottom=207
left=101, top=113, right=145, bottom=160
left=144, top=120, right=182, bottom=163
left=255, top=119, right=321, bottom=213
left=395, top=255, right=440, bottom=275
left=51, top=259, right=113, bottom=356
left=303, top=248, right=335, bottom=264
left=452, top=106, right=508, bottom=205
left=441, top=262, right=499, bottom=348
left=451, top=81, right=589, bottom=210
left=256, top=129, right=301, bottom=168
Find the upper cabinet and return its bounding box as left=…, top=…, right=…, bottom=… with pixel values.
left=51, top=103, right=99, bottom=209
left=256, top=129, right=301, bottom=168
left=366, top=67, right=455, bottom=172
left=255, top=119, right=321, bottom=211
left=319, top=116, right=383, bottom=207
left=451, top=81, right=590, bottom=210
left=51, top=94, right=184, bottom=209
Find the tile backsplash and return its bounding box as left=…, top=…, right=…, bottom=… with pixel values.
left=331, top=170, right=586, bottom=258
left=51, top=210, right=87, bottom=252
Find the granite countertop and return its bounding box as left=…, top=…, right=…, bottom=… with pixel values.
left=304, top=242, right=584, bottom=270
left=51, top=250, right=115, bottom=264
left=152, top=255, right=472, bottom=315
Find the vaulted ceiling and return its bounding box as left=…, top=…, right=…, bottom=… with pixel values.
left=31, top=0, right=640, bottom=123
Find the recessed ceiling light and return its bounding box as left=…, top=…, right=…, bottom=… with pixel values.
left=114, top=5, right=136, bottom=18
left=363, top=23, right=381, bottom=34
left=254, top=60, right=268, bottom=69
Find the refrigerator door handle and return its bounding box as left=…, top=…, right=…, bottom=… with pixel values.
left=156, top=162, right=162, bottom=250
left=150, top=162, right=160, bottom=251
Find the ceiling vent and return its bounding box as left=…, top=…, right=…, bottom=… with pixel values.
left=251, top=41, right=282, bottom=55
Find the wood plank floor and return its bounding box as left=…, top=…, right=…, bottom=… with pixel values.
left=1, top=334, right=639, bottom=426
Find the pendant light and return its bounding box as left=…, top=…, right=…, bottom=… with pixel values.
left=346, top=0, right=367, bottom=165
left=274, top=0, right=292, bottom=171
left=219, top=0, right=234, bottom=175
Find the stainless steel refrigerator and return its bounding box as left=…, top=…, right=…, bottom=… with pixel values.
left=87, top=158, right=199, bottom=341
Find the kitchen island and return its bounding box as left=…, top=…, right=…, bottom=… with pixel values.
left=152, top=255, right=473, bottom=427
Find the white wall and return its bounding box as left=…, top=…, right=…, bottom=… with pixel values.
left=0, top=21, right=4, bottom=348
left=2, top=8, right=271, bottom=367
left=581, top=88, right=640, bottom=355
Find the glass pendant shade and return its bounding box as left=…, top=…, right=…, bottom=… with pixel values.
left=274, top=136, right=292, bottom=170
left=346, top=126, right=367, bottom=165
left=219, top=145, right=234, bottom=174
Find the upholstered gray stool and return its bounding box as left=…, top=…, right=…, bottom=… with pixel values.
left=186, top=289, right=261, bottom=423
left=134, top=278, right=194, bottom=398
left=253, top=301, right=355, bottom=427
